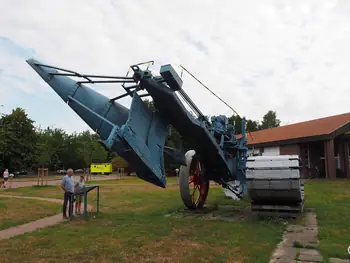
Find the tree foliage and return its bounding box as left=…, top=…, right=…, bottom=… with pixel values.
left=0, top=108, right=37, bottom=171
left=228, top=115, right=260, bottom=133
left=0, top=108, right=111, bottom=173
left=228, top=110, right=280, bottom=134
left=260, top=110, right=281, bottom=129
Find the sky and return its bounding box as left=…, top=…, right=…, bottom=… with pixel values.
left=0, top=0, right=349, bottom=134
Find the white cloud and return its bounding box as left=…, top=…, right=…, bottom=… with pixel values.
left=0, top=0, right=349, bottom=133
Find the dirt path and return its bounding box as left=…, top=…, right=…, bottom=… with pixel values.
left=0, top=195, right=92, bottom=240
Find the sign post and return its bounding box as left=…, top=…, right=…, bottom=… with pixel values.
left=69, top=184, right=100, bottom=220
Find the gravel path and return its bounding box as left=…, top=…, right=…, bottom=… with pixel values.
left=269, top=209, right=349, bottom=263
left=0, top=195, right=92, bottom=240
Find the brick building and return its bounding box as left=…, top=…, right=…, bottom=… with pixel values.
left=244, top=112, right=350, bottom=179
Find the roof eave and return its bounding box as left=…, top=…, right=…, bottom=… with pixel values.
left=247, top=134, right=331, bottom=148
left=330, top=122, right=350, bottom=139
left=247, top=121, right=350, bottom=148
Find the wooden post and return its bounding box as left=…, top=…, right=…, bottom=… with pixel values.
left=37, top=168, right=40, bottom=186
left=37, top=168, right=48, bottom=186
left=324, top=140, right=336, bottom=179
left=97, top=185, right=100, bottom=213
left=345, top=142, right=350, bottom=178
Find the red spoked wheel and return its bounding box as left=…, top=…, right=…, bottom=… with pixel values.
left=179, top=150, right=209, bottom=209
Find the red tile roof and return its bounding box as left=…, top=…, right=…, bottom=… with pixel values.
left=240, top=112, right=350, bottom=146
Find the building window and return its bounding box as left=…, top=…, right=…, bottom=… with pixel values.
left=304, top=144, right=310, bottom=168
left=335, top=156, right=340, bottom=169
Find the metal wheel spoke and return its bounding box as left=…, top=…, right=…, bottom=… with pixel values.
left=191, top=184, right=199, bottom=197
left=195, top=184, right=202, bottom=204
left=180, top=150, right=210, bottom=210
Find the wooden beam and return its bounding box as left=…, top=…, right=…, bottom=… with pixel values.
left=324, top=140, right=336, bottom=179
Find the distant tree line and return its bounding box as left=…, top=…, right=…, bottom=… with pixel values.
left=0, top=105, right=281, bottom=174
left=0, top=108, right=115, bottom=173
left=228, top=109, right=281, bottom=133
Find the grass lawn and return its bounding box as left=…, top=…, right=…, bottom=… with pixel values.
left=0, top=179, right=349, bottom=262
left=1, top=177, right=179, bottom=199
left=2, top=185, right=63, bottom=199
left=0, top=196, right=61, bottom=230
left=0, top=182, right=285, bottom=263
left=304, top=179, right=350, bottom=261
left=10, top=176, right=63, bottom=182
left=90, top=176, right=179, bottom=185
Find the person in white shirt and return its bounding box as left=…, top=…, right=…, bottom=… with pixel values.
left=61, top=168, right=74, bottom=219
left=3, top=169, right=9, bottom=188
left=74, top=175, right=85, bottom=215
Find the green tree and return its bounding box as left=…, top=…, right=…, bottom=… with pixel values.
left=35, top=127, right=69, bottom=170
left=111, top=155, right=128, bottom=168
left=246, top=119, right=260, bottom=132
left=259, top=110, right=281, bottom=129
left=49, top=128, right=67, bottom=170
left=0, top=108, right=37, bottom=172
left=228, top=115, right=245, bottom=134
left=75, top=131, right=109, bottom=168
left=90, top=133, right=109, bottom=163
left=35, top=127, right=54, bottom=168
left=76, top=131, right=95, bottom=169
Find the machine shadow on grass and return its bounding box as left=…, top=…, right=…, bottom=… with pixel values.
left=166, top=203, right=251, bottom=222
left=165, top=195, right=302, bottom=225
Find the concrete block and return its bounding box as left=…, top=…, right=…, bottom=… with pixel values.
left=329, top=258, right=350, bottom=263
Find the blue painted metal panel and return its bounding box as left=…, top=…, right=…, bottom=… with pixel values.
left=160, top=64, right=183, bottom=91
left=97, top=95, right=168, bottom=187
left=141, top=78, right=232, bottom=181
left=27, top=59, right=168, bottom=187
left=26, top=59, right=129, bottom=140
left=118, top=93, right=168, bottom=187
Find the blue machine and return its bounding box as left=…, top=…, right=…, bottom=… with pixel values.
left=26, top=59, right=248, bottom=209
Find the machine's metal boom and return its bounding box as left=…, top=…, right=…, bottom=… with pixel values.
left=27, top=59, right=247, bottom=187
left=26, top=58, right=304, bottom=217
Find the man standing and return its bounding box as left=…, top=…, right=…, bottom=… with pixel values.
left=61, top=168, right=74, bottom=219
